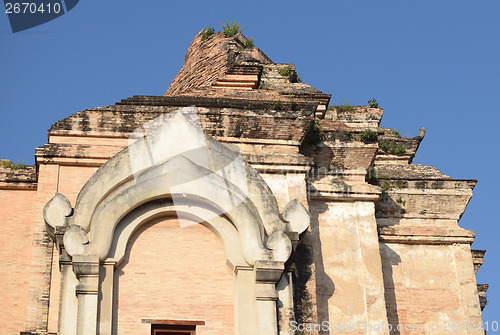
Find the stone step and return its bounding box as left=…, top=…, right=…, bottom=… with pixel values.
left=220, top=74, right=259, bottom=82
left=212, top=81, right=257, bottom=89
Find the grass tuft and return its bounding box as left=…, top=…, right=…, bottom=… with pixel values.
left=201, top=25, right=215, bottom=41
left=302, top=119, right=323, bottom=146
left=380, top=141, right=406, bottom=154
left=279, top=65, right=293, bottom=77
left=2, top=160, right=27, bottom=169
left=221, top=21, right=242, bottom=37
left=245, top=37, right=254, bottom=48
left=368, top=98, right=379, bottom=108
left=361, top=129, right=378, bottom=143
left=337, top=101, right=356, bottom=112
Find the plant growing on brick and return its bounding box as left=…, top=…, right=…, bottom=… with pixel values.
left=392, top=144, right=406, bottom=154
left=279, top=65, right=292, bottom=77
left=245, top=37, right=254, bottom=48
left=337, top=101, right=355, bottom=112
left=380, top=141, right=390, bottom=152
left=273, top=100, right=283, bottom=110
left=1, top=160, right=27, bottom=169
left=201, top=26, right=215, bottom=41
left=393, top=129, right=401, bottom=138
left=302, top=119, right=323, bottom=146
left=380, top=140, right=406, bottom=154
left=221, top=21, right=242, bottom=37
left=396, top=197, right=406, bottom=206
left=361, top=129, right=378, bottom=143
left=368, top=98, right=379, bottom=108
left=382, top=181, right=392, bottom=192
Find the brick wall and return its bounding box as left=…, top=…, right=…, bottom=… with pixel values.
left=25, top=164, right=59, bottom=334
left=114, top=217, right=234, bottom=335
left=47, top=245, right=60, bottom=334
left=380, top=243, right=483, bottom=335
left=0, top=188, right=36, bottom=335
left=57, top=165, right=99, bottom=205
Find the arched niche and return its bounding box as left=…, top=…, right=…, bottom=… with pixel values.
left=44, top=108, right=310, bottom=335
left=112, top=213, right=235, bottom=335
left=107, top=198, right=247, bottom=270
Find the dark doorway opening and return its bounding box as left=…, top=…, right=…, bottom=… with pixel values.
left=152, top=324, right=196, bottom=335
left=145, top=319, right=205, bottom=335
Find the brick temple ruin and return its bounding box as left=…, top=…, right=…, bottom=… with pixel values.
left=0, top=30, right=488, bottom=335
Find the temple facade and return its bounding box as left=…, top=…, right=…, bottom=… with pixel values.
left=0, top=30, right=488, bottom=335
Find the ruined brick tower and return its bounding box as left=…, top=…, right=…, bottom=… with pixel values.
left=0, top=30, right=488, bottom=335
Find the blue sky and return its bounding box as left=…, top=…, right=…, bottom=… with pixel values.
left=1, top=0, right=498, bottom=327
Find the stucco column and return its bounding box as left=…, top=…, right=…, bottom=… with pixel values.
left=234, top=266, right=257, bottom=335
left=277, top=269, right=295, bottom=335
left=73, top=255, right=100, bottom=335
left=254, top=260, right=284, bottom=335
left=48, top=226, right=78, bottom=335
left=58, top=248, right=78, bottom=335
left=97, top=261, right=115, bottom=335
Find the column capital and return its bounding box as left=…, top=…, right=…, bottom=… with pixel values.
left=73, top=254, right=99, bottom=296
left=72, top=254, right=99, bottom=277
left=254, top=260, right=284, bottom=283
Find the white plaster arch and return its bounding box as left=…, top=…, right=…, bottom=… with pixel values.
left=63, top=154, right=289, bottom=265
left=70, top=110, right=288, bottom=237
left=61, top=110, right=300, bottom=266
left=44, top=108, right=311, bottom=335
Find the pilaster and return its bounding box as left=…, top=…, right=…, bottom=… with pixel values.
left=72, top=255, right=99, bottom=335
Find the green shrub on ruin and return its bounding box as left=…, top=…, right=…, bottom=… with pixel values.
left=221, top=21, right=242, bottom=37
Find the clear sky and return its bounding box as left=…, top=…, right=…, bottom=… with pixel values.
left=1, top=0, right=498, bottom=328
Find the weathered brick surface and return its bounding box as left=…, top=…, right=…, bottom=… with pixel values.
left=324, top=106, right=383, bottom=128
left=165, top=31, right=232, bottom=95
left=166, top=31, right=272, bottom=95
left=0, top=188, right=36, bottom=335
left=57, top=165, right=99, bottom=205
left=472, top=250, right=486, bottom=274
left=380, top=243, right=483, bottom=335
left=47, top=245, right=60, bottom=334
left=46, top=100, right=316, bottom=145
left=25, top=164, right=60, bottom=334
left=114, top=217, right=234, bottom=335
left=307, top=200, right=389, bottom=334
left=0, top=164, right=37, bottom=190
left=373, top=164, right=454, bottom=180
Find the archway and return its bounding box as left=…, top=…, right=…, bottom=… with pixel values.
left=44, top=108, right=310, bottom=335
left=113, top=214, right=234, bottom=335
